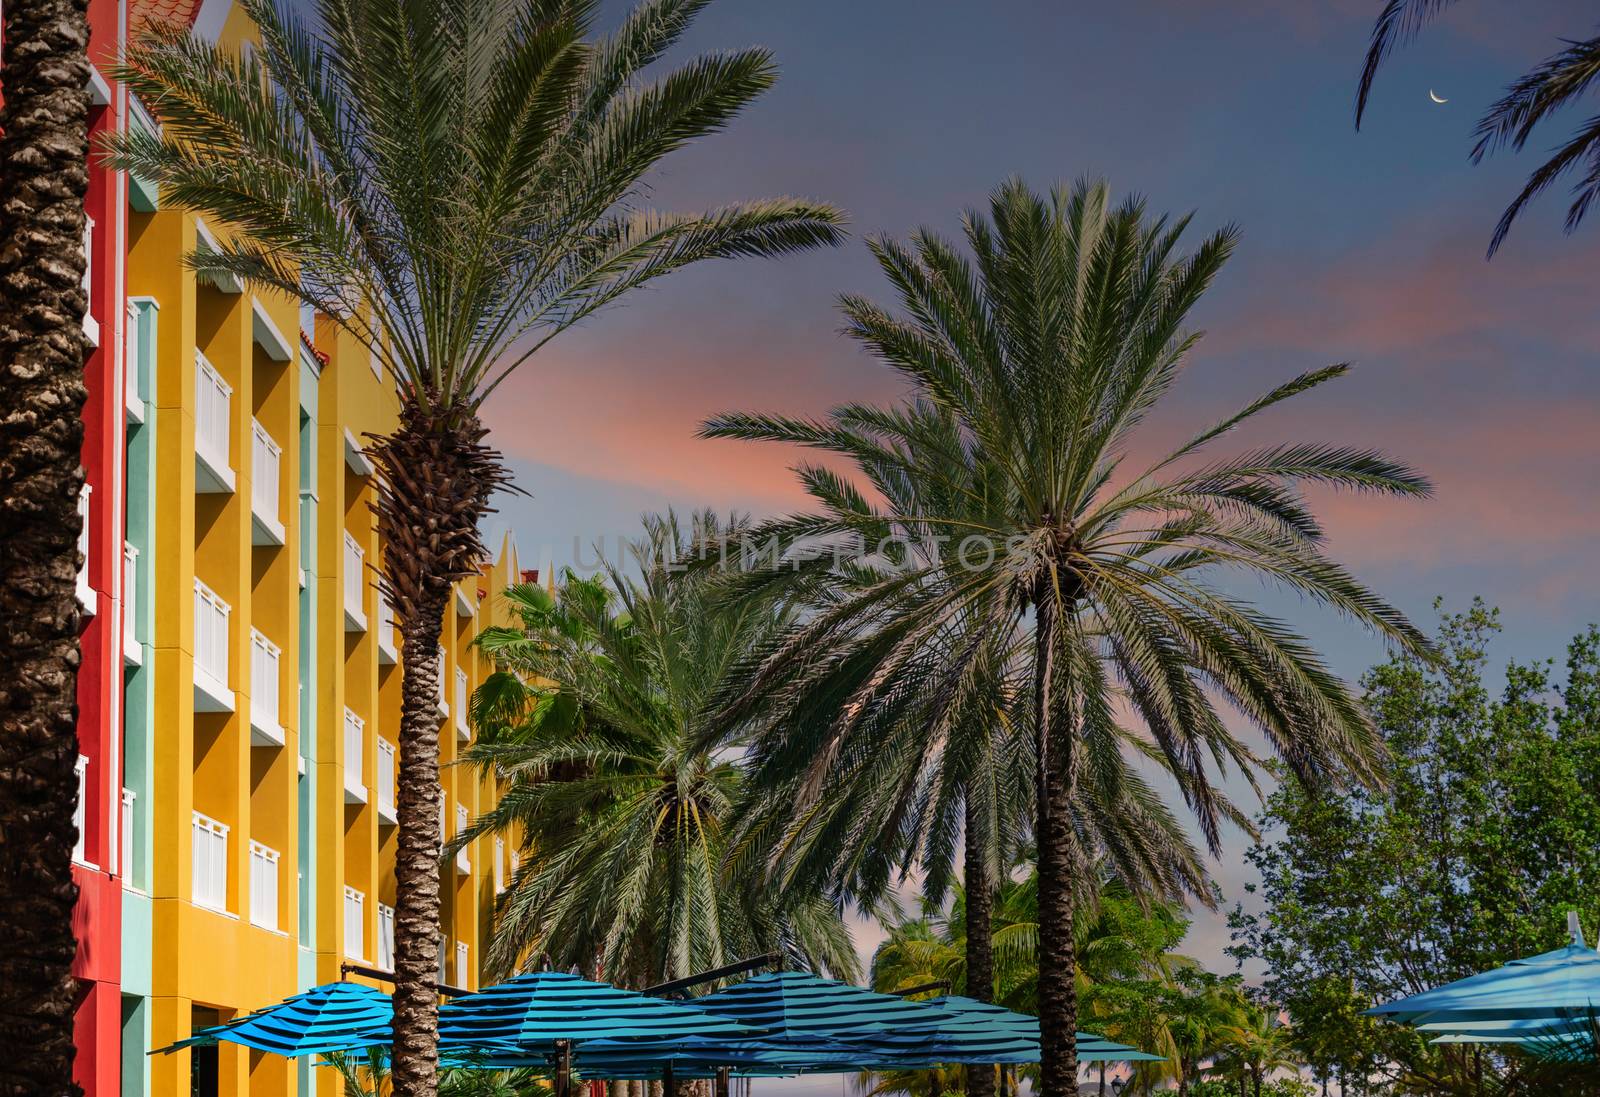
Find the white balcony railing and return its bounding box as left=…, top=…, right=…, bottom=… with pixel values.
left=454, top=805, right=470, bottom=875
left=248, top=840, right=279, bottom=931
left=191, top=811, right=229, bottom=912
left=455, top=941, right=469, bottom=989
left=343, top=886, right=365, bottom=960
left=194, top=352, right=234, bottom=492
left=72, top=756, right=90, bottom=866
left=343, top=708, right=366, bottom=803
left=193, top=578, right=233, bottom=711
left=250, top=419, right=284, bottom=545
left=494, top=837, right=505, bottom=892
left=376, top=589, right=397, bottom=665
left=75, top=484, right=95, bottom=613
left=376, top=738, right=397, bottom=825
left=122, top=542, right=139, bottom=665
left=81, top=216, right=99, bottom=345
left=121, top=788, right=136, bottom=886
left=377, top=904, right=395, bottom=969
left=435, top=645, right=448, bottom=717
left=342, top=532, right=366, bottom=631
left=124, top=299, right=143, bottom=423
left=249, top=629, right=284, bottom=746
left=454, top=668, right=469, bottom=739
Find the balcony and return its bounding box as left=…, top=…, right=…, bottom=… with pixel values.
left=191, top=811, right=229, bottom=912
left=194, top=351, right=235, bottom=493
left=454, top=668, right=469, bottom=740
left=376, top=590, right=398, bottom=665
left=455, top=941, right=470, bottom=989
left=120, top=788, right=136, bottom=887
left=376, top=738, right=397, bottom=826
left=75, top=484, right=95, bottom=615
left=342, top=532, right=366, bottom=631
left=122, top=542, right=140, bottom=666
left=343, top=886, right=365, bottom=960
left=193, top=578, right=233, bottom=712
left=249, top=629, right=284, bottom=746
left=454, top=805, right=470, bottom=875
left=377, top=903, right=395, bottom=969
left=435, top=645, right=448, bottom=718
left=248, top=840, right=280, bottom=931
left=72, top=756, right=90, bottom=867
left=250, top=419, right=285, bottom=545
left=494, top=837, right=505, bottom=893
left=123, top=299, right=144, bottom=424
left=343, top=708, right=366, bottom=804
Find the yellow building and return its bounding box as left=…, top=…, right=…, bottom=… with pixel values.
left=117, top=5, right=526, bottom=1093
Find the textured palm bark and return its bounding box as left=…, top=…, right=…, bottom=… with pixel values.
left=367, top=399, right=511, bottom=1097
left=0, top=0, right=92, bottom=1093
left=963, top=792, right=996, bottom=1097
left=1031, top=587, right=1078, bottom=1097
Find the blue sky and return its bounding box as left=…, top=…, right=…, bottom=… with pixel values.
left=478, top=0, right=1600, bottom=1026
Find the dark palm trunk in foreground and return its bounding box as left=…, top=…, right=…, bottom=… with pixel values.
left=0, top=0, right=92, bottom=1093
left=963, top=792, right=996, bottom=1097
left=369, top=400, right=510, bottom=1097
left=1032, top=582, right=1079, bottom=1097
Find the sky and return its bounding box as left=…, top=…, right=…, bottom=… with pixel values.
left=477, top=0, right=1600, bottom=1046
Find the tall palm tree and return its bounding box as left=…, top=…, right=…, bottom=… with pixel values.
left=1356, top=0, right=1600, bottom=254
left=106, top=2, right=843, bottom=1090
left=456, top=513, right=859, bottom=986
left=704, top=177, right=1430, bottom=1096
left=1208, top=1007, right=1303, bottom=1097
left=0, top=0, right=93, bottom=1092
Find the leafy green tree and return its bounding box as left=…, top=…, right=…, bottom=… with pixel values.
left=106, top=3, right=843, bottom=1090
left=1208, top=1007, right=1305, bottom=1097
left=1355, top=1, right=1600, bottom=253
left=456, top=513, right=858, bottom=987
left=1230, top=602, right=1600, bottom=1093
left=704, top=177, right=1429, bottom=1096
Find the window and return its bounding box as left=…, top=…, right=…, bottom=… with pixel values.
left=120, top=788, right=136, bottom=885
left=122, top=543, right=139, bottom=661
left=192, top=578, right=231, bottom=708
left=454, top=668, right=469, bottom=738
left=376, top=738, right=397, bottom=823
left=249, top=419, right=283, bottom=544
left=494, top=837, right=505, bottom=892
left=454, top=805, right=470, bottom=874
left=343, top=709, right=366, bottom=802
left=455, top=941, right=469, bottom=989
left=342, top=532, right=366, bottom=630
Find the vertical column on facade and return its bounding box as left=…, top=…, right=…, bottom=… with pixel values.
left=134, top=208, right=199, bottom=1097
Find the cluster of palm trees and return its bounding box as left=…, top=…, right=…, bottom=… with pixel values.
left=17, top=0, right=1567, bottom=1093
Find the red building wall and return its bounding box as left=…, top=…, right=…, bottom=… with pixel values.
left=69, top=2, right=130, bottom=1093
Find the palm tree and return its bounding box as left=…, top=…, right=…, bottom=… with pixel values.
left=456, top=513, right=859, bottom=986
left=1355, top=0, right=1600, bottom=254
left=704, top=177, right=1431, bottom=1096
left=1209, top=1007, right=1303, bottom=1097
left=106, top=2, right=844, bottom=1090
left=0, top=0, right=93, bottom=1092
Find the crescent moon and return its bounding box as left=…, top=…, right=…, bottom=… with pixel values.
left=1429, top=89, right=1449, bottom=104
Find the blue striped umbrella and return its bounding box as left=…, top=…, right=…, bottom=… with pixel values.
left=916, top=995, right=1163, bottom=1061
left=437, top=971, right=758, bottom=1063
left=151, top=983, right=391, bottom=1057
left=681, top=971, right=949, bottom=1039
left=1367, top=920, right=1600, bottom=1045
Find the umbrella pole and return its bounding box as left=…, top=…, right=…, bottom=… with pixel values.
left=555, top=1039, right=572, bottom=1097
left=663, top=1061, right=678, bottom=1097
left=715, top=1066, right=730, bottom=1097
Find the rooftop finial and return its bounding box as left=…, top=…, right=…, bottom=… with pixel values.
left=1568, top=910, right=1586, bottom=947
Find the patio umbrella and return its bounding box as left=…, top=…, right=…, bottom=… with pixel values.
left=889, top=995, right=1164, bottom=1064
left=151, top=982, right=392, bottom=1057
left=681, top=971, right=950, bottom=1040
left=1367, top=914, right=1600, bottom=1042
left=437, top=969, right=760, bottom=1083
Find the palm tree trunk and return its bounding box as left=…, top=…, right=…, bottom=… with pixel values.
left=1032, top=584, right=1078, bottom=1097
left=963, top=792, right=996, bottom=1097
left=369, top=400, right=511, bottom=1097
left=0, top=0, right=92, bottom=1092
